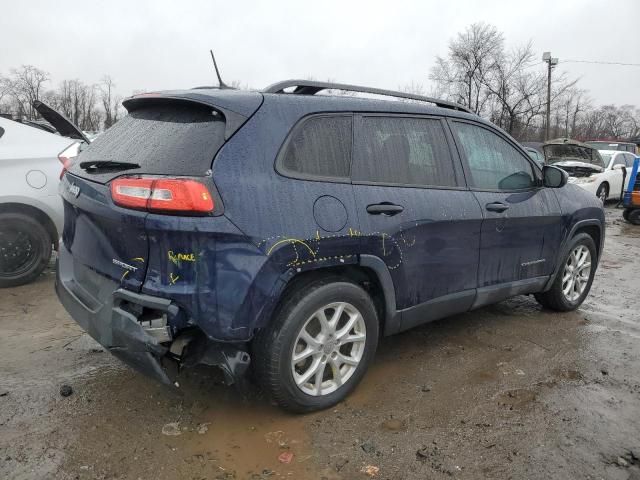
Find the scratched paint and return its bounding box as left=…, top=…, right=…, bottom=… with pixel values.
left=258, top=227, right=413, bottom=270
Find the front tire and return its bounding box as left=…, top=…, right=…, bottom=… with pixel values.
left=596, top=183, right=609, bottom=203
left=254, top=278, right=379, bottom=413
left=534, top=233, right=597, bottom=312
left=0, top=213, right=52, bottom=288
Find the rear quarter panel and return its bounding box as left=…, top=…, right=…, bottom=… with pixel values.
left=0, top=121, right=72, bottom=233
left=207, top=96, right=364, bottom=340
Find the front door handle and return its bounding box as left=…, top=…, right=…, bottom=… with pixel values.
left=485, top=202, right=509, bottom=213
left=366, top=203, right=404, bottom=216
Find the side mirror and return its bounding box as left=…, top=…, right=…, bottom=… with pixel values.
left=613, top=164, right=626, bottom=170
left=543, top=165, right=569, bottom=188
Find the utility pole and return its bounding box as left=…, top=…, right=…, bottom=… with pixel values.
left=542, top=52, right=559, bottom=141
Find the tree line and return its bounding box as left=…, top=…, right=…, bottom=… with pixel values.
left=2, top=27, right=639, bottom=143
left=426, top=22, right=640, bottom=143
left=0, top=65, right=123, bottom=132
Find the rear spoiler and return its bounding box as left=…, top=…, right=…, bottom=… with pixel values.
left=123, top=90, right=263, bottom=141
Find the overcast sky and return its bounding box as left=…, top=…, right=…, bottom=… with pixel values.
left=2, top=0, right=638, bottom=106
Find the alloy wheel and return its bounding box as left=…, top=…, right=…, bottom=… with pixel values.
left=562, top=245, right=592, bottom=302
left=291, top=302, right=366, bottom=396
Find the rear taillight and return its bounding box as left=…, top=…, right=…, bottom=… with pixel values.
left=110, top=176, right=214, bottom=214
left=58, top=142, right=82, bottom=179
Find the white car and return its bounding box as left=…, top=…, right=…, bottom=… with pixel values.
left=588, top=150, right=639, bottom=201
left=0, top=101, right=88, bottom=287
left=543, top=139, right=637, bottom=202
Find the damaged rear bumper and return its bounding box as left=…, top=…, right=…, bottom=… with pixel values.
left=55, top=245, right=250, bottom=386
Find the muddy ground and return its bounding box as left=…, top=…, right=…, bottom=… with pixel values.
left=1, top=205, right=640, bottom=480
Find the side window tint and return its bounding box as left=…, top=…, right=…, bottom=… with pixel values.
left=280, top=116, right=352, bottom=179
left=627, top=154, right=637, bottom=168
left=353, top=117, right=457, bottom=187
left=452, top=122, right=536, bottom=190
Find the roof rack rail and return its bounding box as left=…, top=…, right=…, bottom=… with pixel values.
left=263, top=79, right=473, bottom=114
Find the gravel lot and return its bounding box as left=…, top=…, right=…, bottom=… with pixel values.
left=1, top=205, right=639, bottom=480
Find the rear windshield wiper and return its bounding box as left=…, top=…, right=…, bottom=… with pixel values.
left=79, top=160, right=141, bottom=171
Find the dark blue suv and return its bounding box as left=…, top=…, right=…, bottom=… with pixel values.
left=56, top=80, right=604, bottom=412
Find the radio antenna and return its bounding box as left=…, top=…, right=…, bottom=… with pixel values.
left=210, top=50, right=230, bottom=89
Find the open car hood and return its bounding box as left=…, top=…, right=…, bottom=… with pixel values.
left=33, top=100, right=90, bottom=144
left=550, top=160, right=604, bottom=173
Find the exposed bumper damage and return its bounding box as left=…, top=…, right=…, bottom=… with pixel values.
left=55, top=245, right=250, bottom=386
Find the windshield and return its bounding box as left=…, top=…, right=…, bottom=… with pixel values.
left=586, top=141, right=634, bottom=152
left=544, top=144, right=605, bottom=168
left=600, top=153, right=613, bottom=166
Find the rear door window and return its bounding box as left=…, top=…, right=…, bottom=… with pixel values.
left=353, top=116, right=458, bottom=187
left=452, top=122, right=536, bottom=191
left=69, top=102, right=226, bottom=183
left=278, top=115, right=352, bottom=181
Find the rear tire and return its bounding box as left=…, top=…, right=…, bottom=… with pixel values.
left=0, top=213, right=52, bottom=288
left=596, top=183, right=609, bottom=203
left=253, top=278, right=379, bottom=413
left=628, top=209, right=640, bottom=226
left=534, top=233, right=597, bottom=312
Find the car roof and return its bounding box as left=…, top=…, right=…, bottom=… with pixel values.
left=587, top=140, right=635, bottom=145
left=124, top=87, right=484, bottom=125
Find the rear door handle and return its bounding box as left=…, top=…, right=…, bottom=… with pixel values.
left=366, top=203, right=404, bottom=216
left=485, top=202, right=509, bottom=213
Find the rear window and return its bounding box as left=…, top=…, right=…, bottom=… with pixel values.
left=70, top=102, right=225, bottom=182
left=278, top=115, right=352, bottom=180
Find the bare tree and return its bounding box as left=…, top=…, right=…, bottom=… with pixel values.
left=100, top=75, right=122, bottom=129
left=430, top=23, right=503, bottom=114
left=48, top=79, right=102, bottom=131
left=0, top=75, right=11, bottom=114
left=481, top=43, right=545, bottom=135
left=6, top=65, right=50, bottom=119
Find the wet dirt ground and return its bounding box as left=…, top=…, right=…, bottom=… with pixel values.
left=2, top=205, right=640, bottom=480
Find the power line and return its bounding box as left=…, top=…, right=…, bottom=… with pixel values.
left=563, top=59, right=640, bottom=67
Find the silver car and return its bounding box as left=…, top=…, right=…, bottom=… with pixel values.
left=0, top=101, right=88, bottom=287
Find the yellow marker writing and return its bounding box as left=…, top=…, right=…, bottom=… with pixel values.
left=168, top=251, right=197, bottom=265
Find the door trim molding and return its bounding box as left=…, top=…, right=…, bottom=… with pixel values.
left=398, top=289, right=476, bottom=333
left=472, top=276, right=549, bottom=310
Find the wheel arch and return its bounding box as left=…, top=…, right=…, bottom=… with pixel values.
left=543, top=219, right=604, bottom=291
left=0, top=202, right=59, bottom=249
left=597, top=181, right=610, bottom=198
left=261, top=256, right=399, bottom=339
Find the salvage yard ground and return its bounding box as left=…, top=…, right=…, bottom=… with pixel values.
left=1, top=205, right=639, bottom=480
